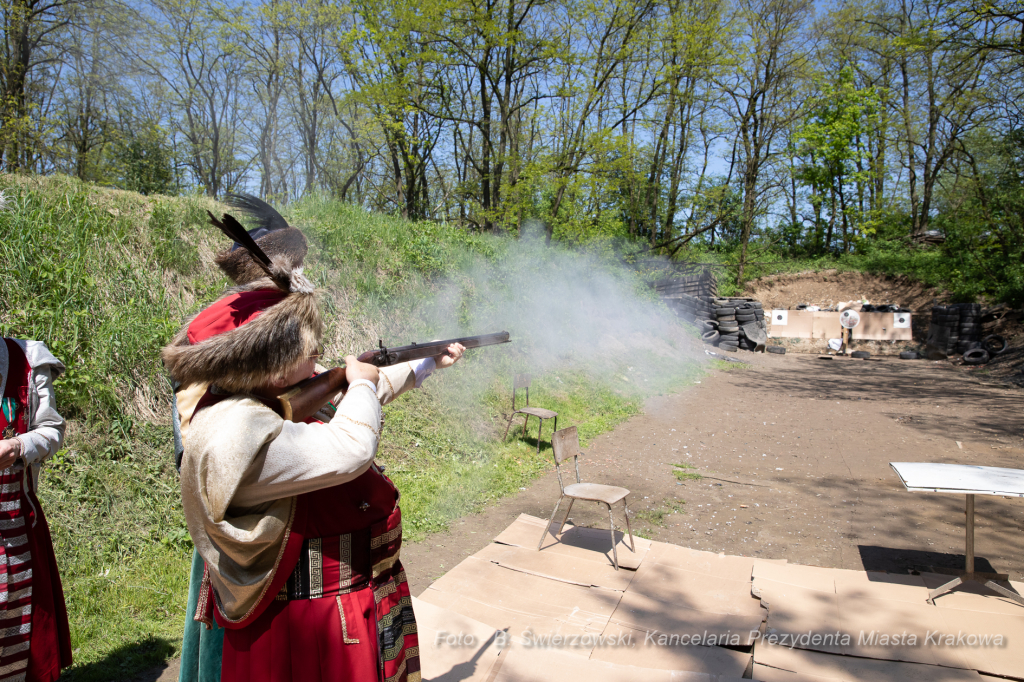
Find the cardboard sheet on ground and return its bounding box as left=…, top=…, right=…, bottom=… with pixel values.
left=589, top=622, right=752, bottom=677
left=753, top=645, right=986, bottom=682
left=753, top=559, right=855, bottom=591
left=752, top=577, right=843, bottom=655
left=419, top=587, right=600, bottom=646
left=933, top=608, right=1024, bottom=679
left=493, top=646, right=747, bottom=682
left=754, top=563, right=1023, bottom=673
left=647, top=543, right=757, bottom=583
left=412, top=596, right=501, bottom=682
left=751, top=665, right=840, bottom=682
left=421, top=556, right=621, bottom=641
left=495, top=513, right=651, bottom=570
left=838, top=594, right=970, bottom=668
left=474, top=542, right=636, bottom=591
left=608, top=560, right=765, bottom=645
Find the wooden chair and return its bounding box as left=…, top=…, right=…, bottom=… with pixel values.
left=537, top=426, right=635, bottom=570
left=503, top=373, right=557, bottom=453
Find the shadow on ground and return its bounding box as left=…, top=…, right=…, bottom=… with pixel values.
left=61, top=636, right=175, bottom=682
left=858, top=544, right=1000, bottom=575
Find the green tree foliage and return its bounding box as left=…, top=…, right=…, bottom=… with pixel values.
left=111, top=126, right=177, bottom=195
left=0, top=0, right=1021, bottom=301
left=794, top=67, right=880, bottom=254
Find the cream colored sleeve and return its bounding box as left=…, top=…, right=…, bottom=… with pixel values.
left=377, top=362, right=418, bottom=405
left=229, top=382, right=383, bottom=508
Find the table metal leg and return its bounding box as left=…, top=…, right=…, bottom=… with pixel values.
left=966, top=493, right=975, bottom=575
left=927, top=576, right=963, bottom=605
left=985, top=580, right=1024, bottom=606
left=926, top=493, right=1023, bottom=607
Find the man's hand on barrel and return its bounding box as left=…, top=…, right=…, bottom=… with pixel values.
left=435, top=342, right=465, bottom=369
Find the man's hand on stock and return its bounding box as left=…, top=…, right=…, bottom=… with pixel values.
left=344, top=355, right=380, bottom=385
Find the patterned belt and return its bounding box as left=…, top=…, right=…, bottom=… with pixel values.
left=276, top=521, right=403, bottom=602
left=277, top=531, right=370, bottom=601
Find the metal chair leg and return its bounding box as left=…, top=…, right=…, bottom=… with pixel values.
left=557, top=498, right=575, bottom=536
left=607, top=503, right=619, bottom=570
left=521, top=414, right=530, bottom=437
left=622, top=498, right=636, bottom=552
left=503, top=414, right=515, bottom=440
left=538, top=496, right=563, bottom=550
left=536, top=418, right=544, bottom=453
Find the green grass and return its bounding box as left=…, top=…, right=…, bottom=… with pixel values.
left=0, top=175, right=704, bottom=677
left=671, top=462, right=703, bottom=481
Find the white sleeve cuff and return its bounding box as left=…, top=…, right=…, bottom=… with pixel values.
left=410, top=358, right=436, bottom=388
left=348, top=379, right=378, bottom=394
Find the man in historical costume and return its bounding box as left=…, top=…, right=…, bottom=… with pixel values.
left=167, top=196, right=461, bottom=682
left=0, top=339, right=73, bottom=682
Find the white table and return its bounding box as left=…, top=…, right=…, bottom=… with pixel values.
left=890, top=462, right=1024, bottom=606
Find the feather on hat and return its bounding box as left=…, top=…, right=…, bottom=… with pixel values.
left=161, top=197, right=322, bottom=392
left=213, top=193, right=310, bottom=287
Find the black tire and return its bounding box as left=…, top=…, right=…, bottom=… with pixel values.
left=851, top=350, right=871, bottom=359
left=702, top=319, right=719, bottom=331
left=702, top=330, right=720, bottom=344
left=982, top=334, right=1008, bottom=355
left=767, top=346, right=786, bottom=354
left=963, top=348, right=990, bottom=365
left=899, top=351, right=919, bottom=360
left=721, top=344, right=738, bottom=352
left=716, top=307, right=737, bottom=316
left=959, top=323, right=978, bottom=332
left=717, top=315, right=737, bottom=322
left=718, top=326, right=740, bottom=334
left=736, top=313, right=758, bottom=322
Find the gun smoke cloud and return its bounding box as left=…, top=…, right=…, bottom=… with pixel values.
left=397, top=230, right=702, bottom=385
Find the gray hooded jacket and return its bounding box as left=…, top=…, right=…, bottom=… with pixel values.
left=0, top=339, right=66, bottom=485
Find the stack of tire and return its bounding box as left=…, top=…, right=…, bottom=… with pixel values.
left=953, top=303, right=982, bottom=354
left=666, top=292, right=715, bottom=326
left=709, top=298, right=765, bottom=352
left=927, top=303, right=985, bottom=357
left=927, top=305, right=961, bottom=357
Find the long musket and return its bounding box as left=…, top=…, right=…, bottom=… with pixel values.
left=278, top=331, right=511, bottom=421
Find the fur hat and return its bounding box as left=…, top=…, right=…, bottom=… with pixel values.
left=161, top=197, right=322, bottom=392
left=213, top=193, right=309, bottom=285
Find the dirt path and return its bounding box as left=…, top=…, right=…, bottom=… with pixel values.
left=402, top=351, right=1024, bottom=596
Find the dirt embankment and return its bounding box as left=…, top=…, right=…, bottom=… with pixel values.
left=743, top=270, right=941, bottom=312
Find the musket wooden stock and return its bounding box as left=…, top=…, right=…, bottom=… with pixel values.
left=277, top=367, right=349, bottom=422
left=277, top=331, right=510, bottom=422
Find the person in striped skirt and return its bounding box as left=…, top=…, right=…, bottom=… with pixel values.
left=0, top=339, right=73, bottom=682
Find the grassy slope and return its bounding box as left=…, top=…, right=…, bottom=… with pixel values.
left=0, top=176, right=702, bottom=680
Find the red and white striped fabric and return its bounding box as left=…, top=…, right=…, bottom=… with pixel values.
left=0, top=466, right=32, bottom=682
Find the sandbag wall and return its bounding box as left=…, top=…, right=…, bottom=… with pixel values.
left=927, top=303, right=982, bottom=356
